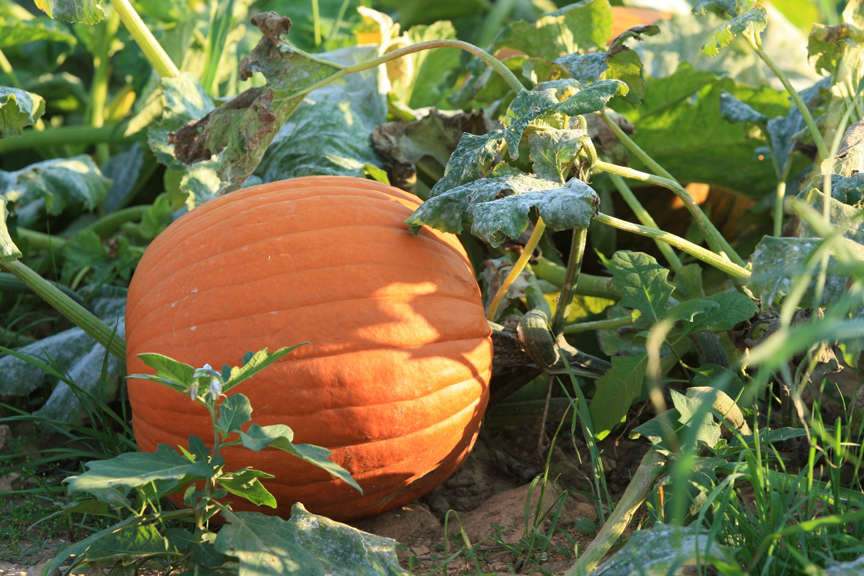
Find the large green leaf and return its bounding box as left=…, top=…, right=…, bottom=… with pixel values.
left=218, top=468, right=277, bottom=509
left=65, top=444, right=213, bottom=498
left=407, top=173, right=600, bottom=246
left=0, top=156, right=110, bottom=227
left=589, top=523, right=735, bottom=575
left=217, top=394, right=253, bottom=437
left=214, top=505, right=407, bottom=576
left=618, top=62, right=790, bottom=198
left=0, top=287, right=126, bottom=422
left=428, top=130, right=507, bottom=196
left=0, top=15, right=77, bottom=48
left=589, top=354, right=647, bottom=440
left=0, top=86, right=45, bottom=136
left=254, top=45, right=385, bottom=183
left=81, top=524, right=172, bottom=564
left=607, top=251, right=675, bottom=322
left=492, top=0, right=612, bottom=61
left=240, top=424, right=360, bottom=493
left=389, top=20, right=462, bottom=109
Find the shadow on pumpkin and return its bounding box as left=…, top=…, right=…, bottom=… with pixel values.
left=126, top=178, right=493, bottom=521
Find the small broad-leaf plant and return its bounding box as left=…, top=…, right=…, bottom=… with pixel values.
left=45, top=346, right=407, bottom=576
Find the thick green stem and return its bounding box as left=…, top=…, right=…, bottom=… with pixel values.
left=551, top=227, right=588, bottom=333
left=566, top=450, right=666, bottom=575
left=563, top=314, right=635, bottom=335
left=89, top=9, right=121, bottom=165
left=15, top=228, right=67, bottom=251
left=593, top=160, right=745, bottom=267
left=0, top=125, right=128, bottom=155
left=605, top=171, right=683, bottom=271
left=532, top=259, right=619, bottom=299
left=109, top=0, right=179, bottom=78
left=748, top=38, right=828, bottom=160
left=487, top=219, right=547, bottom=320
left=15, top=206, right=151, bottom=253
left=594, top=212, right=751, bottom=280
left=0, top=260, right=125, bottom=359
left=600, top=111, right=675, bottom=181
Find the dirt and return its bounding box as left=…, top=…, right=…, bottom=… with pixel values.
left=0, top=408, right=651, bottom=575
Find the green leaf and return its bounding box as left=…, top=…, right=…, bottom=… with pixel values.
left=700, top=8, right=767, bottom=56
left=802, top=189, right=864, bottom=244
left=33, top=0, right=104, bottom=24
left=240, top=424, right=361, bottom=493
left=688, top=290, right=757, bottom=332
left=134, top=353, right=196, bottom=389
left=428, top=130, right=507, bottom=196
left=619, top=62, right=790, bottom=198
left=765, top=79, right=827, bottom=176
left=83, top=524, right=172, bottom=564
left=528, top=129, right=586, bottom=182
left=217, top=393, right=253, bottom=437
left=223, top=346, right=305, bottom=393
left=719, top=90, right=767, bottom=124
left=748, top=236, right=860, bottom=307
left=692, top=0, right=753, bottom=19
left=503, top=80, right=623, bottom=159
left=214, top=505, right=407, bottom=576
left=218, top=468, right=277, bottom=509
left=607, top=251, right=675, bottom=322
left=0, top=156, right=110, bottom=227
left=65, top=444, right=213, bottom=498
left=590, top=523, right=735, bottom=575
left=0, top=16, right=77, bottom=48
left=44, top=517, right=138, bottom=576
left=391, top=21, right=462, bottom=109
left=493, top=0, right=612, bottom=61
left=670, top=389, right=722, bottom=449
left=254, top=46, right=385, bottom=184
left=147, top=73, right=215, bottom=169
left=470, top=178, right=600, bottom=247
left=0, top=87, right=45, bottom=136
left=0, top=287, right=126, bottom=422
left=807, top=23, right=864, bottom=75
left=589, top=354, right=647, bottom=439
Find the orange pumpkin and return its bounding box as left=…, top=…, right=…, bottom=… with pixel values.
left=125, top=176, right=493, bottom=520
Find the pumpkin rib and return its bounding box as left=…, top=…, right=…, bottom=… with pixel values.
left=127, top=226, right=472, bottom=319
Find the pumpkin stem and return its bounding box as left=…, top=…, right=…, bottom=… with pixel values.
left=551, top=226, right=588, bottom=333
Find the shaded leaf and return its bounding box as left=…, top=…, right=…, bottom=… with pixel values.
left=371, top=109, right=490, bottom=189
left=688, top=290, right=757, bottom=332
left=0, top=156, right=110, bottom=227
left=217, top=393, right=253, bottom=437
left=0, top=16, right=77, bottom=48
left=528, top=129, right=586, bottom=182
left=589, top=354, right=646, bottom=439
left=254, top=46, right=386, bottom=183
left=670, top=389, right=722, bottom=449
left=748, top=236, right=860, bottom=307
left=765, top=78, right=828, bottom=176
left=607, top=251, right=675, bottom=321
left=719, top=90, right=766, bottom=123
left=428, top=130, right=507, bottom=196
left=699, top=8, right=767, bottom=57
left=590, top=523, right=735, bottom=575
left=241, top=424, right=360, bottom=492
left=493, top=0, right=612, bottom=61
left=218, top=468, right=277, bottom=509
left=0, top=86, right=45, bottom=136
left=215, top=504, right=406, bottom=576
left=33, top=0, right=104, bottom=24
left=84, top=524, right=172, bottom=564
left=65, top=444, right=213, bottom=497
left=471, top=178, right=600, bottom=246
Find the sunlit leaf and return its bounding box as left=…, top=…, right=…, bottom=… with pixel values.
left=0, top=86, right=45, bottom=136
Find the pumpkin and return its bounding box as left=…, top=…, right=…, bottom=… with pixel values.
left=125, top=176, right=493, bottom=521
left=609, top=6, right=670, bottom=40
